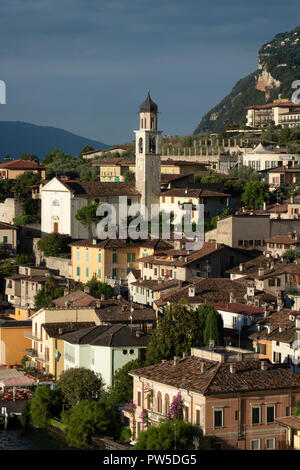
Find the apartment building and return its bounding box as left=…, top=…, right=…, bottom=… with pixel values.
left=128, top=346, right=300, bottom=450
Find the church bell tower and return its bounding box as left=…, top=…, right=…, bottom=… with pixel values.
left=134, top=91, right=162, bottom=219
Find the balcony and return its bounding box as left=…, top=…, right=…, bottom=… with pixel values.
left=24, top=331, right=42, bottom=341
left=147, top=410, right=167, bottom=424
left=26, top=348, right=38, bottom=358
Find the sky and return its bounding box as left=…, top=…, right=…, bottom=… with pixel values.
left=1, top=0, right=300, bottom=146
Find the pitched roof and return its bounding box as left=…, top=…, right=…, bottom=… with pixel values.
left=136, top=241, right=225, bottom=267
left=69, top=238, right=173, bottom=250
left=161, top=188, right=231, bottom=198
left=155, top=277, right=274, bottom=307
left=42, top=321, right=96, bottom=338
left=61, top=324, right=150, bottom=347
left=129, top=356, right=300, bottom=395
left=0, top=221, right=18, bottom=230
left=95, top=299, right=156, bottom=323
left=0, top=159, right=46, bottom=170
left=44, top=178, right=140, bottom=197
left=53, top=290, right=100, bottom=308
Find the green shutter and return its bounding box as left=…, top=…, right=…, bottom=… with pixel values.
left=112, top=252, right=117, bottom=263
left=98, top=253, right=102, bottom=263
left=76, top=267, right=80, bottom=276
left=98, top=269, right=101, bottom=280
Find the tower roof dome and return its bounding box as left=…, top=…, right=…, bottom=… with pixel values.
left=140, top=91, right=158, bottom=113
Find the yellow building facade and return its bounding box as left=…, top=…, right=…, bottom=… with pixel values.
left=70, top=240, right=157, bottom=284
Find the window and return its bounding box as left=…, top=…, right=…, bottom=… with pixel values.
left=251, top=439, right=260, bottom=450
left=76, top=250, right=80, bottom=261
left=184, top=406, right=189, bottom=422
left=112, top=252, right=117, bottom=263
left=266, top=405, right=275, bottom=423
left=235, top=410, right=239, bottom=421
left=98, top=253, right=102, bottom=263
left=286, top=406, right=290, bottom=416
left=265, top=438, right=275, bottom=450
left=252, top=406, right=260, bottom=425
left=98, top=269, right=101, bottom=280
left=85, top=267, right=89, bottom=278
left=76, top=267, right=80, bottom=276
left=157, top=392, right=162, bottom=414
left=137, top=390, right=141, bottom=407
left=127, top=253, right=136, bottom=262
left=214, top=409, right=223, bottom=428
left=112, top=268, right=117, bottom=279
left=196, top=409, right=201, bottom=426
left=3, top=236, right=7, bottom=244
left=86, top=250, right=89, bottom=262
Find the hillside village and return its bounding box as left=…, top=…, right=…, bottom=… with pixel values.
left=2, top=91, right=300, bottom=451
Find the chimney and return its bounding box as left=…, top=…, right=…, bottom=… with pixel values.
left=261, top=361, right=267, bottom=371
left=200, top=362, right=206, bottom=373
left=136, top=330, right=142, bottom=338
left=263, top=201, right=267, bottom=211
left=239, top=263, right=245, bottom=272
left=101, top=294, right=105, bottom=300
left=173, top=356, right=179, bottom=366
left=229, top=363, right=236, bottom=374
left=182, top=351, right=188, bottom=358
left=229, top=292, right=236, bottom=304
left=64, top=288, right=69, bottom=296
left=84, top=286, right=90, bottom=294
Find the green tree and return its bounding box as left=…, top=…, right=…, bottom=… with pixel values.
left=19, top=153, right=39, bottom=163
left=56, top=367, right=103, bottom=408
left=84, top=275, right=113, bottom=298
left=15, top=253, right=35, bottom=265
left=37, top=233, right=72, bottom=257
left=123, top=170, right=135, bottom=182
left=62, top=399, right=118, bottom=447
left=1, top=262, right=13, bottom=276
left=81, top=145, right=94, bottom=154
left=75, top=202, right=101, bottom=236
left=204, top=305, right=224, bottom=347
left=34, top=275, right=65, bottom=308
left=241, top=180, right=269, bottom=210
left=0, top=244, right=9, bottom=259
left=30, top=385, right=63, bottom=428
left=292, top=401, right=300, bottom=417
left=108, top=359, right=143, bottom=405
left=283, top=248, right=300, bottom=263
left=145, top=301, right=203, bottom=365
left=134, top=420, right=215, bottom=450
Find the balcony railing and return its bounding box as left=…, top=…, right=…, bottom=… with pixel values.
left=26, top=348, right=38, bottom=357
left=24, top=331, right=42, bottom=341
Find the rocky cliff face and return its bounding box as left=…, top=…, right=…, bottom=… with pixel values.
left=194, top=26, right=300, bottom=134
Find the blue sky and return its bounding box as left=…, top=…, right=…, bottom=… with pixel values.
left=0, top=0, right=300, bottom=146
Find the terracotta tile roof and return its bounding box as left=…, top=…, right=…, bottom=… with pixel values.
left=246, top=101, right=300, bottom=110
left=46, top=178, right=140, bottom=197
left=131, top=279, right=183, bottom=292
left=0, top=222, right=18, bottom=230
left=266, top=234, right=300, bottom=244
left=69, top=238, right=172, bottom=250
left=161, top=188, right=231, bottom=198
left=276, top=416, right=300, bottom=431
left=42, top=321, right=96, bottom=338
left=155, top=278, right=249, bottom=307
left=53, top=290, right=100, bottom=308
left=136, top=241, right=224, bottom=267
left=61, top=324, right=150, bottom=347
left=130, top=356, right=300, bottom=395
left=95, top=299, right=156, bottom=324
left=0, top=159, right=46, bottom=170
left=213, top=302, right=264, bottom=316
left=249, top=309, right=299, bottom=344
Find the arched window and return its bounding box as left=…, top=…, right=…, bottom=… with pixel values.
left=140, top=118, right=144, bottom=128
left=157, top=391, right=162, bottom=413
left=139, top=137, right=143, bottom=154
left=165, top=394, right=170, bottom=416
left=149, top=136, right=156, bottom=154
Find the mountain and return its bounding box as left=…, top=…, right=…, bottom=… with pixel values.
left=194, top=25, right=300, bottom=134
left=0, top=121, right=110, bottom=159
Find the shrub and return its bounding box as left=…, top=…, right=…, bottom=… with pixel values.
left=62, top=400, right=117, bottom=447
left=37, top=233, right=72, bottom=257
left=56, top=367, right=104, bottom=408
left=30, top=385, right=63, bottom=428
